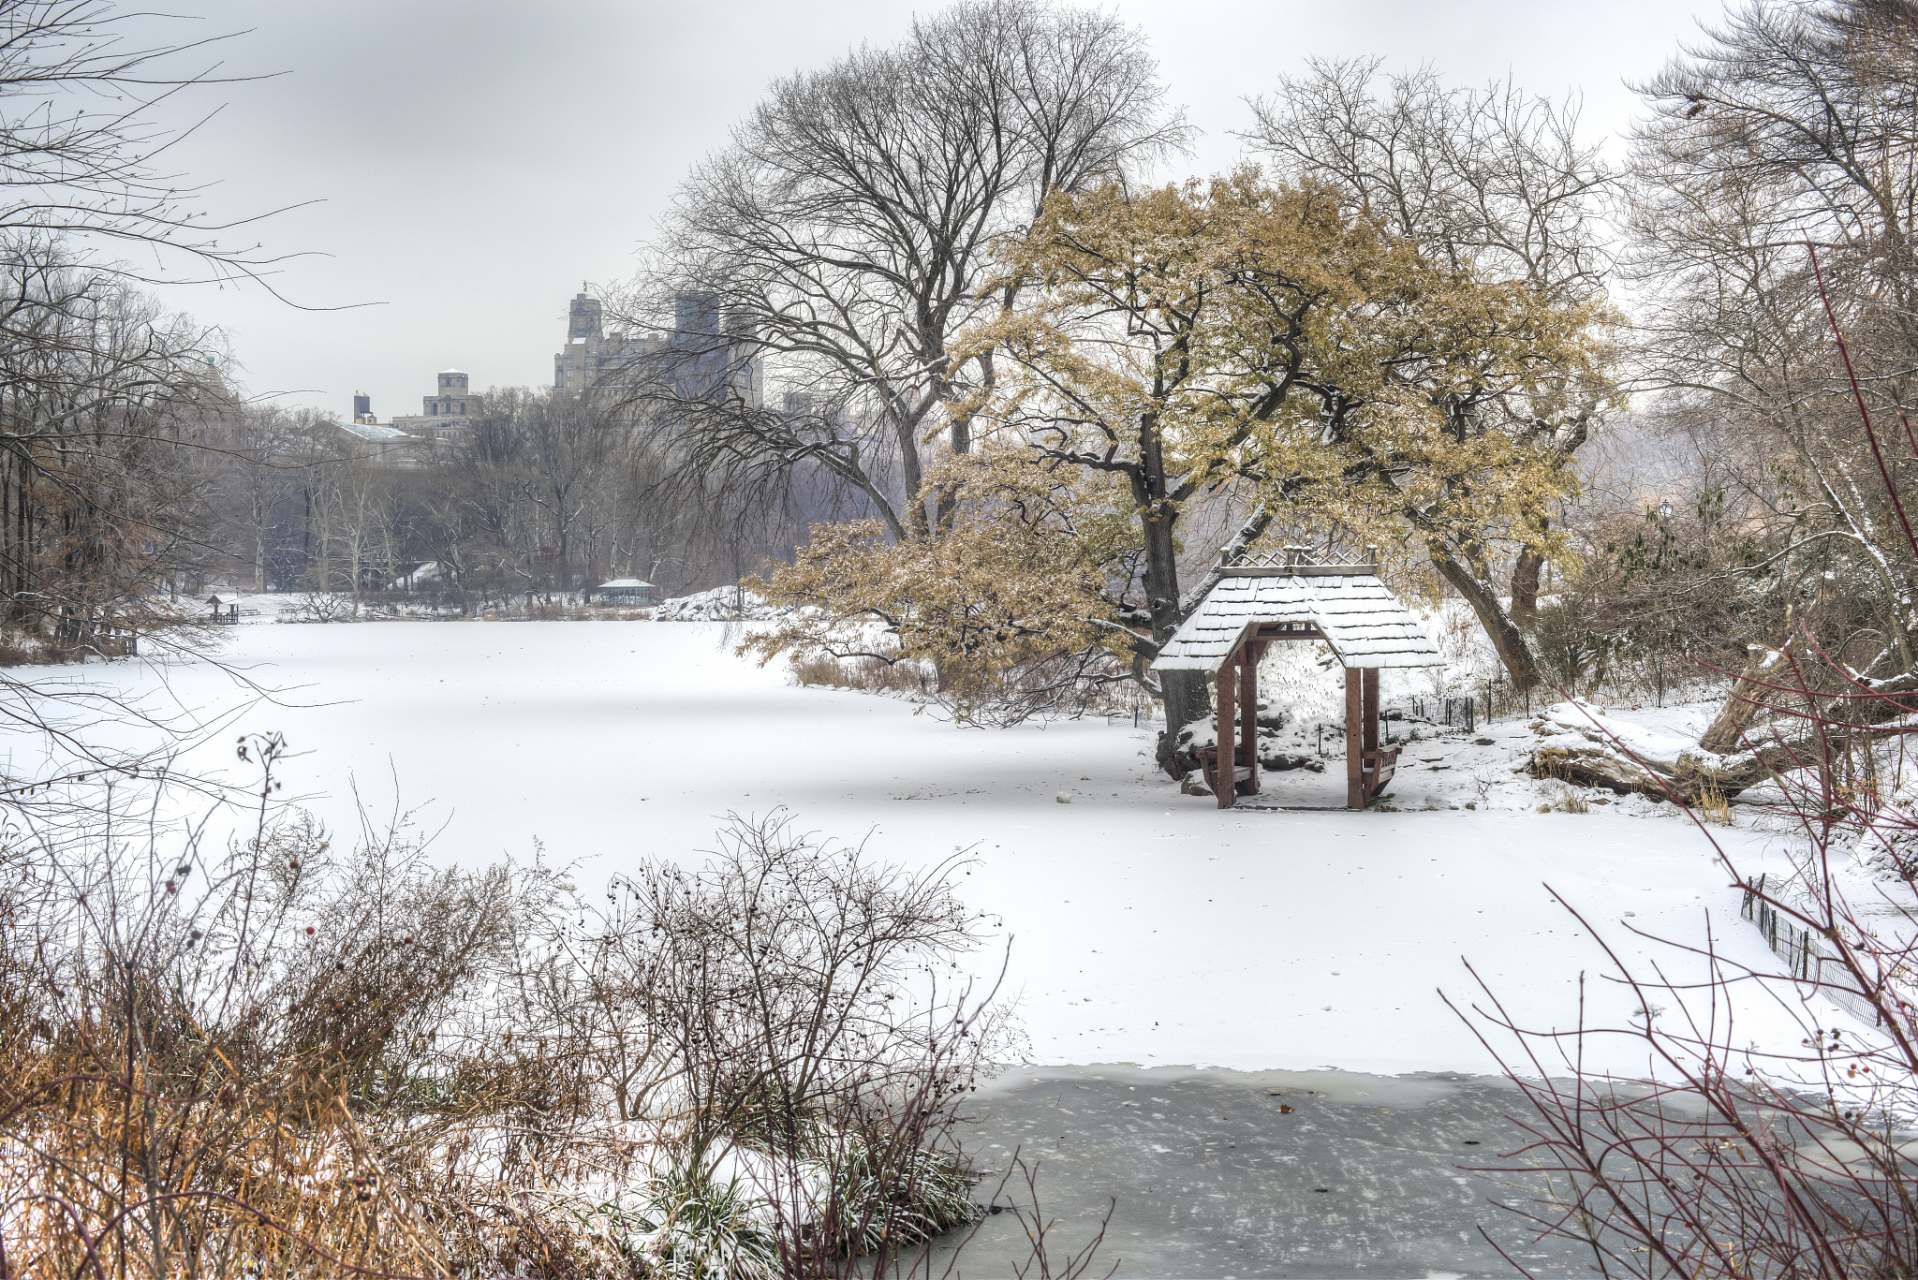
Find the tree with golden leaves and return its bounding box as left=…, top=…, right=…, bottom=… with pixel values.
left=974, top=171, right=1610, bottom=748
left=744, top=451, right=1140, bottom=725
left=753, top=171, right=1611, bottom=753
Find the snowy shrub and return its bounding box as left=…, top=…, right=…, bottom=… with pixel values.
left=598, top=1154, right=783, bottom=1280
left=565, top=811, right=1004, bottom=1268
left=810, top=1132, right=979, bottom=1252
left=653, top=585, right=795, bottom=623
left=0, top=753, right=1019, bottom=1278
left=578, top=1128, right=973, bottom=1279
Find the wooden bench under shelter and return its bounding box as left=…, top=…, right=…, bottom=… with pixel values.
left=1152, top=547, right=1446, bottom=810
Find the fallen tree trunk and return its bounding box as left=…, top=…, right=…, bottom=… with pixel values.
left=1530, top=739, right=1799, bottom=805
left=1530, top=711, right=1918, bottom=805
left=1698, top=635, right=1795, bottom=755
left=1529, top=743, right=1668, bottom=796
left=1525, top=700, right=1818, bottom=804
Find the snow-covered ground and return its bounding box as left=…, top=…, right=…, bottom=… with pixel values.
left=11, top=619, right=1850, bottom=1078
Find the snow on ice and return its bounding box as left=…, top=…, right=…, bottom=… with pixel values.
left=16, top=618, right=1860, bottom=1080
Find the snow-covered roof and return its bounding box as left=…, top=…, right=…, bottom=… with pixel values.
left=1154, top=553, right=1443, bottom=672
left=338, top=421, right=412, bottom=442
left=598, top=577, right=654, bottom=589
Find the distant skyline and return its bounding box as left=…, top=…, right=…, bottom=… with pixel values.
left=121, top=0, right=1730, bottom=422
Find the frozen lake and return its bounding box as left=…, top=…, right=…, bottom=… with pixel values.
left=26, top=618, right=1815, bottom=1077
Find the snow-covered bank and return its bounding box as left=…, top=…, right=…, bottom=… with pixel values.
left=650, top=585, right=795, bottom=621
left=16, top=620, right=1836, bottom=1078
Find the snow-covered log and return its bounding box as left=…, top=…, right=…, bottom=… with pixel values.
left=1525, top=701, right=1767, bottom=802
left=1521, top=698, right=1918, bottom=804
left=1529, top=743, right=1668, bottom=795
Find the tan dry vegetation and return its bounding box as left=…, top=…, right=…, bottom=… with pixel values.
left=0, top=739, right=1004, bottom=1280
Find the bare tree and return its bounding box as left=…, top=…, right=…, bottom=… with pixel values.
left=1622, top=0, right=1918, bottom=679
left=1246, top=58, right=1619, bottom=688
left=615, top=0, right=1186, bottom=546
left=0, top=0, right=302, bottom=289
left=0, top=1, right=317, bottom=807
left=518, top=389, right=621, bottom=586
left=0, top=247, right=229, bottom=639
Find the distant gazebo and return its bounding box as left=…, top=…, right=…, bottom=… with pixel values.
left=597, top=578, right=655, bottom=606
left=1153, top=547, right=1445, bottom=810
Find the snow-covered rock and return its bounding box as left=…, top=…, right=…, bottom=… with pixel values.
left=393, top=561, right=448, bottom=590
left=651, top=586, right=797, bottom=622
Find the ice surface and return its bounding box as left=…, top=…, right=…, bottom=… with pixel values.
left=21, top=620, right=1846, bottom=1078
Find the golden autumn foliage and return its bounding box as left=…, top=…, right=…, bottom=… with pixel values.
left=978, top=170, right=1611, bottom=560
left=744, top=454, right=1140, bottom=724
left=751, top=170, right=1618, bottom=721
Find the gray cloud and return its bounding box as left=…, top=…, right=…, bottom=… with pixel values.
left=112, top=0, right=1721, bottom=420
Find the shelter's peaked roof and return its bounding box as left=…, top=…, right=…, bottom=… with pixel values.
left=1154, top=557, right=1443, bottom=672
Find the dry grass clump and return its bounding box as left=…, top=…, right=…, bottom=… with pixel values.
left=791, top=652, right=936, bottom=694
left=0, top=737, right=588, bottom=1280
left=1539, top=782, right=1591, bottom=814
left=0, top=739, right=1014, bottom=1280
left=1694, top=780, right=1734, bottom=826
left=0, top=634, right=61, bottom=666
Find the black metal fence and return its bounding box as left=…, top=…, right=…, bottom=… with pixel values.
left=1401, top=695, right=1477, bottom=734
left=1741, top=874, right=1892, bottom=1028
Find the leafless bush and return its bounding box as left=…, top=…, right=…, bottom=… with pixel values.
left=1457, top=825, right=1918, bottom=1280
left=543, top=811, right=1014, bottom=1276
left=0, top=747, right=1032, bottom=1280
left=278, top=590, right=359, bottom=624
left=0, top=733, right=589, bottom=1280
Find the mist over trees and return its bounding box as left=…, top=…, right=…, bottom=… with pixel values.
left=0, top=0, right=1903, bottom=750
left=23, top=0, right=1906, bottom=757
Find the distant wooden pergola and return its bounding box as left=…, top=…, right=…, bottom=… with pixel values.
left=1153, top=548, right=1445, bottom=810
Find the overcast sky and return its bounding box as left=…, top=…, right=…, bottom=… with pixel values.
left=120, top=0, right=1729, bottom=421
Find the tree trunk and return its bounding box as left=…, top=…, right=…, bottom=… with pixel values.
left=1139, top=481, right=1209, bottom=774
left=933, top=407, right=973, bottom=532
left=1156, top=676, right=1211, bottom=775
left=1429, top=543, right=1543, bottom=691
left=1509, top=543, right=1545, bottom=629
left=895, top=415, right=928, bottom=539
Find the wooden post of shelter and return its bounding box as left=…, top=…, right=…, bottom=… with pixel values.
left=1240, top=639, right=1261, bottom=800
left=1345, top=667, right=1364, bottom=809
left=1214, top=652, right=1236, bottom=810
left=1363, top=668, right=1380, bottom=754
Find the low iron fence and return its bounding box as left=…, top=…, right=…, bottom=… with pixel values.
left=1399, top=695, right=1477, bottom=734
left=1742, top=874, right=1900, bottom=1029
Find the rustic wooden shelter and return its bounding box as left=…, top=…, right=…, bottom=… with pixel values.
left=1154, top=548, right=1445, bottom=810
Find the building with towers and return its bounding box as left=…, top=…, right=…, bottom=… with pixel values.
left=391, top=369, right=478, bottom=441
left=553, top=288, right=762, bottom=414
